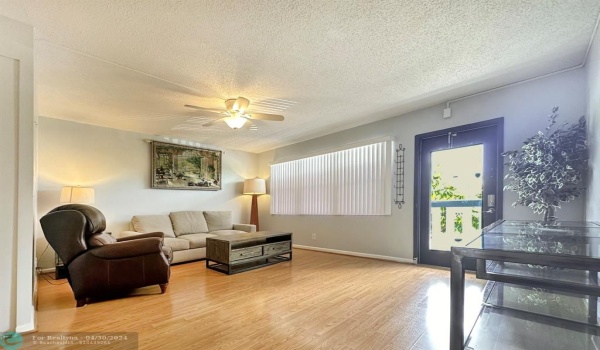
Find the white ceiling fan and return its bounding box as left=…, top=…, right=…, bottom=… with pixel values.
left=184, top=97, right=285, bottom=129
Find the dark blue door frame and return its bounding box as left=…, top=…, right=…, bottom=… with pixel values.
left=413, top=118, right=504, bottom=267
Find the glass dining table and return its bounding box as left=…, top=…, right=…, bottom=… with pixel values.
left=450, top=220, right=600, bottom=350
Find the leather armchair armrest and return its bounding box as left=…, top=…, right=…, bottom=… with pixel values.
left=233, top=224, right=256, bottom=233
left=89, top=238, right=162, bottom=259
left=117, top=232, right=164, bottom=242
left=118, top=230, right=146, bottom=239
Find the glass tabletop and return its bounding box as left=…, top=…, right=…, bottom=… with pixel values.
left=483, top=281, right=597, bottom=325
left=491, top=221, right=600, bottom=229
left=465, top=220, right=600, bottom=259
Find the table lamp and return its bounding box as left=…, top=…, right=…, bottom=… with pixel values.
left=60, top=186, right=95, bottom=204
left=55, top=185, right=95, bottom=279
left=243, top=178, right=266, bottom=231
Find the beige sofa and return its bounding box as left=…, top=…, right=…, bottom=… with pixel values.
left=119, top=211, right=256, bottom=264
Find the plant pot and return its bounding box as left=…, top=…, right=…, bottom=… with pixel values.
left=543, top=206, right=557, bottom=224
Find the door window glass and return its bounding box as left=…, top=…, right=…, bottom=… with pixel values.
left=429, top=145, right=483, bottom=251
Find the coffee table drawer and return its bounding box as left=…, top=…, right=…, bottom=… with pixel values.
left=231, top=246, right=263, bottom=261
left=264, top=241, right=291, bottom=255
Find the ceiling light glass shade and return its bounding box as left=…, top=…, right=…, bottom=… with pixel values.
left=226, top=97, right=251, bottom=114
left=60, top=186, right=95, bottom=204
left=232, top=97, right=250, bottom=113
left=224, top=116, right=247, bottom=129
left=243, top=178, right=266, bottom=195
left=225, top=99, right=236, bottom=112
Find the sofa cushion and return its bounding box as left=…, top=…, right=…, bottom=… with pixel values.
left=178, top=233, right=217, bottom=249
left=163, top=237, right=190, bottom=251
left=203, top=211, right=233, bottom=232
left=211, top=230, right=246, bottom=236
left=87, top=232, right=117, bottom=247
left=131, top=215, right=176, bottom=238
left=169, top=211, right=209, bottom=236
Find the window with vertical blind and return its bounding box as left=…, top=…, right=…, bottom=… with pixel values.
left=270, top=138, right=392, bottom=215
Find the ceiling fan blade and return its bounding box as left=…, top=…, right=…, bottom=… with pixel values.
left=246, top=113, right=284, bottom=121
left=202, top=117, right=225, bottom=127
left=184, top=104, right=225, bottom=113
left=246, top=120, right=259, bottom=131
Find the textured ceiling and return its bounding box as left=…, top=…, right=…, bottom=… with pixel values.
left=0, top=1, right=599, bottom=153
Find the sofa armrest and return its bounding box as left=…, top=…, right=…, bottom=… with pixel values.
left=233, top=224, right=256, bottom=233
left=89, top=238, right=163, bottom=259
left=117, top=231, right=164, bottom=242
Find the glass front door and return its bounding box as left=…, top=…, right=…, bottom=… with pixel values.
left=429, top=145, right=483, bottom=251
left=415, top=119, right=503, bottom=267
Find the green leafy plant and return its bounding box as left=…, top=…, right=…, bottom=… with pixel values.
left=431, top=172, right=480, bottom=233
left=502, top=107, right=588, bottom=222
left=432, top=172, right=464, bottom=232
left=186, top=155, right=204, bottom=172
left=472, top=193, right=482, bottom=229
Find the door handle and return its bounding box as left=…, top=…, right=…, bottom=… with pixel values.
left=487, top=194, right=496, bottom=207
left=483, top=208, right=495, bottom=214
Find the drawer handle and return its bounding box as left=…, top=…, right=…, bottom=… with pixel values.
left=238, top=251, right=258, bottom=256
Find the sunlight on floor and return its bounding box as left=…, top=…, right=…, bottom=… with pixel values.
left=414, top=282, right=484, bottom=349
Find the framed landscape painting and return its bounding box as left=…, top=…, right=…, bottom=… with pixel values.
left=151, top=141, right=221, bottom=190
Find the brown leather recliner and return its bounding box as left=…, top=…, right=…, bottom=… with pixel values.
left=40, top=204, right=171, bottom=307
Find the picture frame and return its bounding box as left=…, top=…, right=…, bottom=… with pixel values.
left=151, top=141, right=222, bottom=190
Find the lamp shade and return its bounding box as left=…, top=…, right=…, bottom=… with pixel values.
left=60, top=186, right=95, bottom=204
left=243, top=178, right=266, bottom=195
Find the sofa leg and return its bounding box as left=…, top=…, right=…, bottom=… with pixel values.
left=159, top=284, right=168, bottom=294
left=76, top=298, right=87, bottom=307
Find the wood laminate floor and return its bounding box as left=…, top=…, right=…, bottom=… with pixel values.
left=33, top=249, right=485, bottom=350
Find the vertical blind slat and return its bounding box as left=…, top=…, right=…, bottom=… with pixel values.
left=270, top=141, right=390, bottom=216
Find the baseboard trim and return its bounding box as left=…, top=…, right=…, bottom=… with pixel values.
left=293, top=244, right=416, bottom=264
left=15, top=306, right=36, bottom=333
left=16, top=322, right=35, bottom=333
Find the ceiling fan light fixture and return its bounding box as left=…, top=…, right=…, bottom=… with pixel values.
left=186, top=96, right=285, bottom=129
left=223, top=116, right=247, bottom=129
left=233, top=97, right=250, bottom=113
left=225, top=97, right=250, bottom=114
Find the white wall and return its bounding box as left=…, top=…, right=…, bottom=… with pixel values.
left=0, top=15, right=35, bottom=333
left=586, top=29, right=600, bottom=222
left=258, top=69, right=587, bottom=261
left=36, top=117, right=258, bottom=268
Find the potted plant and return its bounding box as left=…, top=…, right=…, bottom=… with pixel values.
left=502, top=107, right=588, bottom=222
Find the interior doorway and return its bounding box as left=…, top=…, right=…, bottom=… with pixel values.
left=414, top=118, right=504, bottom=268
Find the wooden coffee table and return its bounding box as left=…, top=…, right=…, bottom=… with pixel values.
left=205, top=231, right=292, bottom=275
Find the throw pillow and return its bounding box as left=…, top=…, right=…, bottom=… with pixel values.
left=203, top=211, right=233, bottom=232
left=169, top=211, right=209, bottom=236
left=131, top=215, right=176, bottom=238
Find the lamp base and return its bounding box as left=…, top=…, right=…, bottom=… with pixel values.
left=250, top=194, right=259, bottom=231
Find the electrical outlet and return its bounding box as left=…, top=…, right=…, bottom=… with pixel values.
left=311, top=233, right=317, bottom=240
